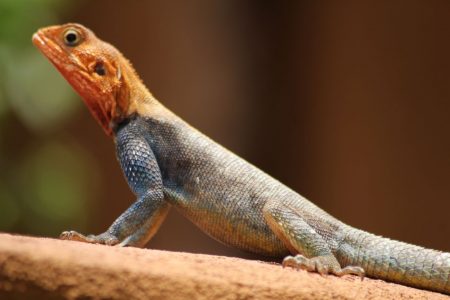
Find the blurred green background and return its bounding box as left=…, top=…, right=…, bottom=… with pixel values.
left=0, top=0, right=95, bottom=236
left=0, top=0, right=449, bottom=257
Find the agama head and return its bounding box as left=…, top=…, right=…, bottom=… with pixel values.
left=32, top=23, right=141, bottom=136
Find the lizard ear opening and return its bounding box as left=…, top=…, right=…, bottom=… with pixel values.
left=94, top=62, right=106, bottom=76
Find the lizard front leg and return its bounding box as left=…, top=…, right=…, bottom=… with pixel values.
left=61, top=123, right=170, bottom=247
left=263, top=199, right=364, bottom=277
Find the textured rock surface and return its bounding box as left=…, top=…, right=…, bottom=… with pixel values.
left=0, top=233, right=447, bottom=299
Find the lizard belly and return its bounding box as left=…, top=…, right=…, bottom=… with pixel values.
left=164, top=187, right=289, bottom=257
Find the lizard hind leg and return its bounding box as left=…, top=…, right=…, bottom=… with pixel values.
left=263, top=198, right=365, bottom=278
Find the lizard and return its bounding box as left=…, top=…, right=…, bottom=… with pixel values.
left=32, top=23, right=450, bottom=295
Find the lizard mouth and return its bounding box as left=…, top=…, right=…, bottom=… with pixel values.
left=33, top=31, right=64, bottom=67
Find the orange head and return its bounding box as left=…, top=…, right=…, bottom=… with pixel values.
left=32, top=23, right=148, bottom=136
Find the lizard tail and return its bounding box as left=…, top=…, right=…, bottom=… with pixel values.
left=337, top=227, right=450, bottom=294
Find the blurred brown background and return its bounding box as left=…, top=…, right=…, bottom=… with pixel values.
left=0, top=0, right=449, bottom=259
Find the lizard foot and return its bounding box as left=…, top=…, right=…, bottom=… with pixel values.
left=60, top=230, right=119, bottom=246
left=282, top=254, right=365, bottom=279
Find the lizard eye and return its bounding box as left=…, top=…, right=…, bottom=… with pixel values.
left=63, top=29, right=81, bottom=47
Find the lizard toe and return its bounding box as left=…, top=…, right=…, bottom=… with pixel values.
left=60, top=230, right=119, bottom=245
left=60, top=230, right=90, bottom=242
left=334, top=266, right=365, bottom=279
left=283, top=254, right=363, bottom=278
left=282, top=254, right=318, bottom=272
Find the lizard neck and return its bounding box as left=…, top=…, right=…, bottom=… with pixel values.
left=117, top=59, right=175, bottom=124
left=128, top=92, right=175, bottom=124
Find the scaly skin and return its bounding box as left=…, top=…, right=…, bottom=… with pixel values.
left=32, top=23, right=450, bottom=294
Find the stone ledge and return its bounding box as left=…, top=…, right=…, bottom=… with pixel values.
left=0, top=233, right=446, bottom=299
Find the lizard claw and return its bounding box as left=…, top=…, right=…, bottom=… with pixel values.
left=282, top=254, right=365, bottom=279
